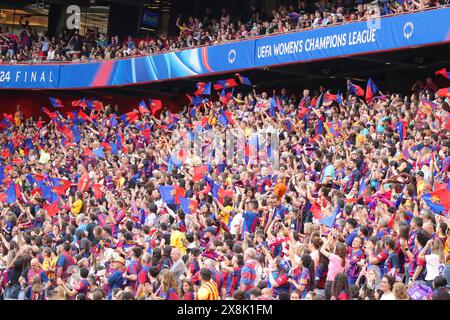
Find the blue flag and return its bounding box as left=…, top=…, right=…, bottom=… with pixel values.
left=71, top=125, right=81, bottom=144
left=422, top=193, right=446, bottom=214
left=94, top=147, right=105, bottom=158
left=395, top=193, right=403, bottom=209
left=110, top=115, right=118, bottom=127
left=204, top=176, right=220, bottom=199
left=41, top=184, right=58, bottom=203
left=158, top=186, right=175, bottom=204
left=110, top=142, right=118, bottom=155
left=5, top=182, right=17, bottom=204
left=179, top=197, right=192, bottom=215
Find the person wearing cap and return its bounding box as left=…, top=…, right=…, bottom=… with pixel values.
left=105, top=254, right=125, bottom=300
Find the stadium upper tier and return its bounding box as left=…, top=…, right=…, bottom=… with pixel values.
left=0, top=6, right=449, bottom=90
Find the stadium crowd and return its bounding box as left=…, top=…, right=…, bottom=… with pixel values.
left=0, top=0, right=448, bottom=63
left=0, top=69, right=449, bottom=301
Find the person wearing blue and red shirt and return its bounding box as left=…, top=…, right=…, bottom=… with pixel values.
left=192, top=257, right=225, bottom=298
left=105, top=255, right=126, bottom=300
left=384, top=237, right=401, bottom=278
left=266, top=260, right=290, bottom=297
left=221, top=254, right=243, bottom=297
left=57, top=267, right=90, bottom=299
left=187, top=248, right=201, bottom=276
left=346, top=236, right=365, bottom=285
left=289, top=254, right=315, bottom=299
left=364, top=236, right=388, bottom=277
left=21, top=258, right=49, bottom=290
left=123, top=247, right=142, bottom=295
left=342, top=159, right=361, bottom=194
left=344, top=218, right=359, bottom=247
left=136, top=253, right=152, bottom=297
left=239, top=248, right=257, bottom=298
left=265, top=195, right=288, bottom=232
left=242, top=201, right=259, bottom=236
left=403, top=217, right=423, bottom=281
left=154, top=271, right=179, bottom=300
left=181, top=279, right=195, bottom=300
left=402, top=229, right=430, bottom=286
left=25, top=276, right=45, bottom=300
left=315, top=252, right=328, bottom=293
left=177, top=211, right=187, bottom=233
left=255, top=167, right=272, bottom=195
left=55, top=242, right=76, bottom=281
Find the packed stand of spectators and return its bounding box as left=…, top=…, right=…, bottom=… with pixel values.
left=0, top=0, right=448, bottom=63
left=0, top=70, right=449, bottom=300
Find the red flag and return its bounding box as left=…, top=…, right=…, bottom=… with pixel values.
left=101, top=142, right=112, bottom=151
left=31, top=188, right=42, bottom=196
left=12, top=158, right=24, bottom=165
left=298, top=107, right=309, bottom=119
left=77, top=172, right=90, bottom=193
left=92, top=184, right=103, bottom=199
left=218, top=188, right=234, bottom=202
left=42, top=108, right=57, bottom=120
left=3, top=113, right=13, bottom=122
left=310, top=96, right=318, bottom=108
left=44, top=201, right=59, bottom=217
left=437, top=87, right=450, bottom=98
left=193, top=165, right=208, bottom=182
left=1, top=149, right=10, bottom=159
left=125, top=111, right=139, bottom=123
left=35, top=174, right=45, bottom=181
left=36, top=121, right=45, bottom=128
left=435, top=68, right=450, bottom=79
left=52, top=179, right=71, bottom=196
left=92, top=100, right=103, bottom=111
left=173, top=185, right=186, bottom=204
left=149, top=99, right=163, bottom=115
left=142, top=128, right=151, bottom=141
left=83, top=147, right=94, bottom=157
left=78, top=110, right=93, bottom=122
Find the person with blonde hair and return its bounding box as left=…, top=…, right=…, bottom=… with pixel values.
left=153, top=270, right=179, bottom=300
left=393, top=282, right=410, bottom=300
left=419, top=238, right=445, bottom=287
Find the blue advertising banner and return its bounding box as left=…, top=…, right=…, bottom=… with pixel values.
left=0, top=65, right=59, bottom=89
left=0, top=7, right=449, bottom=90
left=206, top=40, right=255, bottom=73
left=254, top=8, right=450, bottom=67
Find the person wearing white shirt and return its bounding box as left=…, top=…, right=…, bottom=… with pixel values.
left=229, top=212, right=243, bottom=237
left=420, top=238, right=445, bottom=284
left=379, top=275, right=396, bottom=300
